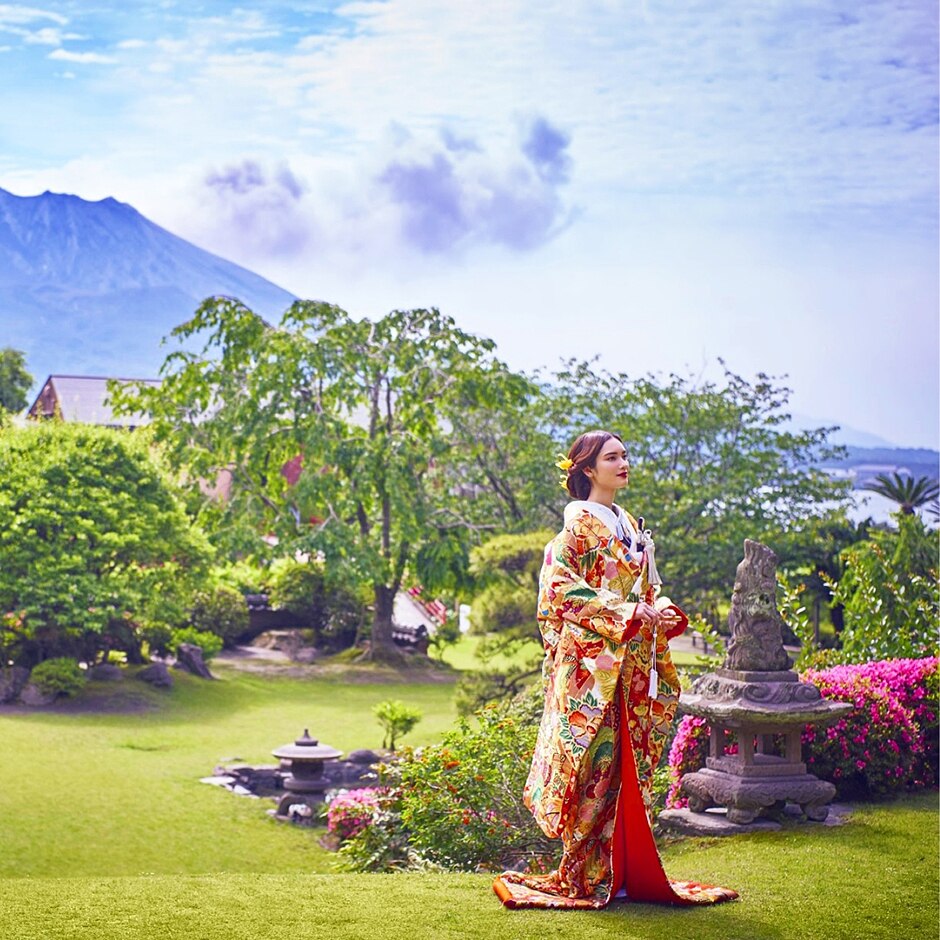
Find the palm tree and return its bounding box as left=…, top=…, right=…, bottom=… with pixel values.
left=864, top=472, right=940, bottom=515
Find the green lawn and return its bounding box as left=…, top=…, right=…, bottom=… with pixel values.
left=0, top=664, right=456, bottom=878
left=0, top=795, right=935, bottom=940
left=439, top=632, right=542, bottom=672
left=439, top=632, right=703, bottom=671
left=1, top=663, right=937, bottom=940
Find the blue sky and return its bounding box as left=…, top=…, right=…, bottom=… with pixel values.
left=2, top=0, right=938, bottom=447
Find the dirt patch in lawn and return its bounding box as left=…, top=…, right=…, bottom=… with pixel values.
left=214, top=647, right=458, bottom=684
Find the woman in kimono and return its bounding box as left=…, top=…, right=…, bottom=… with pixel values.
left=493, top=430, right=737, bottom=909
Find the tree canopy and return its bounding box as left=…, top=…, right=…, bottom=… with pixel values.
left=0, top=347, right=33, bottom=414
left=0, top=422, right=210, bottom=666
left=865, top=472, right=939, bottom=516
left=111, top=298, right=531, bottom=661
left=473, top=358, right=854, bottom=614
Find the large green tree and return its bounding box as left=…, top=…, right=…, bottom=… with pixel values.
left=476, top=359, right=854, bottom=617
left=0, top=423, right=210, bottom=666
left=0, top=347, right=33, bottom=414
left=112, top=299, right=530, bottom=663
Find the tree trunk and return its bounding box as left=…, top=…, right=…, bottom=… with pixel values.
left=361, top=584, right=406, bottom=665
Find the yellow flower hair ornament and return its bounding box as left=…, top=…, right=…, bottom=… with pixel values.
left=554, top=453, right=574, bottom=490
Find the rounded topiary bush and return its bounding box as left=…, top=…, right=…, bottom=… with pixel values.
left=190, top=583, right=249, bottom=647
left=469, top=584, right=532, bottom=635
left=268, top=559, right=327, bottom=626
left=268, top=558, right=366, bottom=651
left=30, top=657, right=86, bottom=698
left=801, top=660, right=933, bottom=796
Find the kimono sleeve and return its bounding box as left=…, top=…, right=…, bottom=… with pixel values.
left=538, top=519, right=641, bottom=646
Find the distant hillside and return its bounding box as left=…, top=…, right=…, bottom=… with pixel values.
left=818, top=446, right=940, bottom=488
left=0, top=188, right=295, bottom=389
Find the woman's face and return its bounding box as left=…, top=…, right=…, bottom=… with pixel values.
left=586, top=438, right=630, bottom=492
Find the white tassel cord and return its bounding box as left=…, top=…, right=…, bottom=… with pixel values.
left=649, top=622, right=659, bottom=699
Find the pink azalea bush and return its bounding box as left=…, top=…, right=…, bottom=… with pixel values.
left=666, top=657, right=939, bottom=806
left=326, top=788, right=388, bottom=843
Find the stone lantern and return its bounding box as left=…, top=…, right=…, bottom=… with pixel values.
left=668, top=540, right=851, bottom=828
left=272, top=728, right=342, bottom=821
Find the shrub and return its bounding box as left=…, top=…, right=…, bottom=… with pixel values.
left=213, top=559, right=270, bottom=595
left=666, top=657, right=938, bottom=805
left=800, top=667, right=920, bottom=797
left=190, top=583, right=249, bottom=647
left=427, top=617, right=461, bottom=661
left=30, top=657, right=86, bottom=698
left=802, top=658, right=939, bottom=792
left=268, top=558, right=366, bottom=650
left=341, top=686, right=557, bottom=873
left=139, top=621, right=174, bottom=659
left=469, top=584, right=532, bottom=635
left=326, top=788, right=387, bottom=843
left=373, top=700, right=422, bottom=751
left=665, top=715, right=710, bottom=809
left=830, top=514, right=938, bottom=662
left=268, top=558, right=327, bottom=626
left=337, top=793, right=411, bottom=873
left=170, top=627, right=223, bottom=660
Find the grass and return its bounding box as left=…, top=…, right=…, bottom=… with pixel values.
left=439, top=632, right=704, bottom=672
left=0, top=794, right=935, bottom=940
left=438, top=632, right=541, bottom=672
left=0, top=664, right=456, bottom=878
left=1, top=660, right=937, bottom=940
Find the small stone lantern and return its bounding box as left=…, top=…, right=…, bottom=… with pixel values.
left=272, top=728, right=342, bottom=821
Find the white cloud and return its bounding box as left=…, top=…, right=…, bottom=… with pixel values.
left=48, top=48, right=115, bottom=64
left=0, top=1, right=936, bottom=446
left=23, top=26, right=81, bottom=45
left=0, top=5, right=66, bottom=27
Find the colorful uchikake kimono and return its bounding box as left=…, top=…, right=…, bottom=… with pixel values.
left=493, top=501, right=738, bottom=909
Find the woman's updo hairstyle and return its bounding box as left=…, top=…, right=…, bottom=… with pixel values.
left=563, top=430, right=624, bottom=500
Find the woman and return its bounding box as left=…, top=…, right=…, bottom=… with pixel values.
left=493, top=430, right=737, bottom=909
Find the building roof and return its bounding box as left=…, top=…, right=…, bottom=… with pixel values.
left=29, top=375, right=161, bottom=427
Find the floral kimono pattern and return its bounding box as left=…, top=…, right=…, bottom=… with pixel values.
left=493, top=504, right=738, bottom=909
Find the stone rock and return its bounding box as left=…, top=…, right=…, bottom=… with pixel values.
left=89, top=663, right=124, bottom=682
left=347, top=749, right=382, bottom=765
left=19, top=682, right=55, bottom=706
left=200, top=775, right=236, bottom=787
left=658, top=808, right=782, bottom=837
left=724, top=539, right=791, bottom=672
left=0, top=666, right=30, bottom=704
left=174, top=643, right=214, bottom=679
left=137, top=662, right=173, bottom=688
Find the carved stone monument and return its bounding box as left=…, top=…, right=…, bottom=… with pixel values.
left=674, top=539, right=850, bottom=826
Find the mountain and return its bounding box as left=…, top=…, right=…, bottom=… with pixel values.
left=782, top=411, right=897, bottom=448
left=0, top=188, right=295, bottom=390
